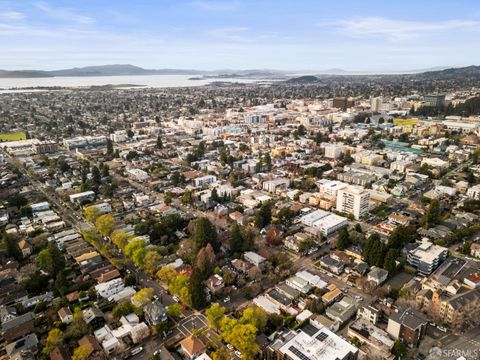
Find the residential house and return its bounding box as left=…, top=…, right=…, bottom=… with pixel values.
left=179, top=335, right=207, bottom=359
left=144, top=301, right=167, bottom=326
left=58, top=307, right=73, bottom=324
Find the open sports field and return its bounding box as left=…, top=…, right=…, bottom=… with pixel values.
left=0, top=132, right=27, bottom=141
left=393, top=118, right=419, bottom=126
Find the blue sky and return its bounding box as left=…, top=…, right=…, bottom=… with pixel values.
left=1, top=0, right=479, bottom=71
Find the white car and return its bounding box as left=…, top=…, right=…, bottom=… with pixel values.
left=223, top=297, right=230, bottom=303
left=227, top=344, right=234, bottom=350
left=172, top=296, right=179, bottom=302
left=235, top=351, right=242, bottom=357
left=130, top=347, right=143, bottom=356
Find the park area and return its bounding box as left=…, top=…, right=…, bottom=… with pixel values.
left=0, top=131, right=26, bottom=141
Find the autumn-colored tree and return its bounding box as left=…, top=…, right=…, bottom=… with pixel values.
left=132, top=288, right=154, bottom=307
left=72, top=345, right=90, bottom=360
left=95, top=214, right=115, bottom=237
left=265, top=227, right=282, bottom=246
left=124, top=238, right=145, bottom=257
left=83, top=206, right=101, bottom=223
left=205, top=303, right=226, bottom=330
left=194, top=243, right=216, bottom=278
left=223, top=324, right=259, bottom=360
left=143, top=250, right=163, bottom=274
left=241, top=307, right=267, bottom=332
left=212, top=346, right=230, bottom=360
left=110, top=230, right=132, bottom=250
left=157, top=265, right=177, bottom=284
left=43, top=328, right=64, bottom=355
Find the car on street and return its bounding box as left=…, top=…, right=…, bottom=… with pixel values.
left=223, top=297, right=230, bottom=303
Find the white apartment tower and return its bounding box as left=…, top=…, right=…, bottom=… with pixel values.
left=336, top=185, right=370, bottom=220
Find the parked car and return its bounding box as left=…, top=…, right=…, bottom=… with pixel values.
left=130, top=347, right=143, bottom=356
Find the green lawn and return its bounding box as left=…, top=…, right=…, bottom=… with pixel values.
left=0, top=132, right=27, bottom=141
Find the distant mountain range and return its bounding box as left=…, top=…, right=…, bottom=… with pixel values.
left=0, top=63, right=478, bottom=79
left=286, top=65, right=480, bottom=84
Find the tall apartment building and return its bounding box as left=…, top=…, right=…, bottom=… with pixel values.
left=336, top=185, right=370, bottom=220
left=370, top=97, right=383, bottom=112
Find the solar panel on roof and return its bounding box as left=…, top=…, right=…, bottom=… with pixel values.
left=316, top=332, right=329, bottom=341
left=289, top=345, right=311, bottom=360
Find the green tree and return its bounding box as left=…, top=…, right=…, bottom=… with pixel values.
left=191, top=217, right=219, bottom=252
left=337, top=227, right=350, bottom=250
left=255, top=202, right=272, bottom=229
left=362, top=233, right=385, bottom=267
left=421, top=199, right=441, bottom=227
left=392, top=340, right=406, bottom=358
left=166, top=303, right=182, bottom=318
left=383, top=248, right=398, bottom=274
left=164, top=192, right=172, bottom=206
left=2, top=233, right=22, bottom=260
left=106, top=138, right=114, bottom=155
left=181, top=190, right=192, bottom=204
left=91, top=165, right=101, bottom=189
left=7, top=194, right=27, bottom=208
left=19, top=205, right=32, bottom=218
left=298, top=237, right=317, bottom=255
left=55, top=272, right=68, bottom=296
left=387, top=226, right=413, bottom=249
left=156, top=135, right=163, bottom=149
left=230, top=223, right=245, bottom=253
left=37, top=242, right=65, bottom=277
left=189, top=268, right=207, bottom=309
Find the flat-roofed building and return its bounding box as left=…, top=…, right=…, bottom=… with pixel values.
left=407, top=240, right=447, bottom=275
left=265, top=322, right=358, bottom=360
left=336, top=185, right=370, bottom=220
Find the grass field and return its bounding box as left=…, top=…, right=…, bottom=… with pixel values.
left=0, top=132, right=27, bottom=141
left=393, top=118, right=420, bottom=126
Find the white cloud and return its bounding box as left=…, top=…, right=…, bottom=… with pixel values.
left=0, top=11, right=25, bottom=20
left=191, top=0, right=239, bottom=12
left=206, top=27, right=277, bottom=43
left=328, top=17, right=480, bottom=41
left=34, top=1, right=94, bottom=24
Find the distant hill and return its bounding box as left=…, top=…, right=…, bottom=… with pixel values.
left=285, top=65, right=480, bottom=83
left=286, top=75, right=319, bottom=84
left=0, top=64, right=205, bottom=78
left=0, top=70, right=52, bottom=78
